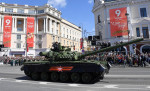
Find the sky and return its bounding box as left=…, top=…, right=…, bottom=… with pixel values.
left=0, top=0, right=95, bottom=36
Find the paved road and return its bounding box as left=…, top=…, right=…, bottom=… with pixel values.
left=0, top=65, right=150, bottom=91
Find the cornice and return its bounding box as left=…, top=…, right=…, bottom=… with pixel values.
left=93, top=0, right=150, bottom=13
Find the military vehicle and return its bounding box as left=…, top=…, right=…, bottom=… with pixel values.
left=21, top=38, right=143, bottom=83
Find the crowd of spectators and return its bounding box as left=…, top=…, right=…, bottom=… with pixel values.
left=0, top=53, right=150, bottom=67
left=85, top=53, right=150, bottom=67
left=0, top=56, right=45, bottom=66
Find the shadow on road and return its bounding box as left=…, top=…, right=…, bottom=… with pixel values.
left=15, top=76, right=31, bottom=80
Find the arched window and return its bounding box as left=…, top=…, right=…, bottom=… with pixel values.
left=98, top=15, right=101, bottom=23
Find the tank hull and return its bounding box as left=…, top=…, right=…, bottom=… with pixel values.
left=21, top=61, right=106, bottom=83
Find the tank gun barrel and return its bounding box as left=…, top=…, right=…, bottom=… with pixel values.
left=79, top=38, right=143, bottom=59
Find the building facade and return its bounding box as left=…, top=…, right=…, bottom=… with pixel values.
left=93, top=0, right=150, bottom=54
left=0, top=2, right=82, bottom=57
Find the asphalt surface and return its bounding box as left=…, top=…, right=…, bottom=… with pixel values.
left=0, top=65, right=150, bottom=91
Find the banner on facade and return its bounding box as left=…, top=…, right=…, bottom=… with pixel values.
left=80, top=38, right=83, bottom=49
left=109, top=7, right=128, bottom=37
left=27, top=17, right=34, bottom=51
left=3, top=16, right=12, bottom=47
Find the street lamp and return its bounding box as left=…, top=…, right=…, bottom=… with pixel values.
left=125, top=13, right=130, bottom=42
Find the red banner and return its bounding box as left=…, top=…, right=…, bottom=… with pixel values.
left=27, top=17, right=34, bottom=50
left=3, top=16, right=12, bottom=47
left=109, top=7, right=128, bottom=37
left=80, top=38, right=83, bottom=49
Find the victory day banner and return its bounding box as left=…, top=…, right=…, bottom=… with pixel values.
left=27, top=17, right=34, bottom=51
left=3, top=16, right=12, bottom=47
left=109, top=7, right=128, bottom=37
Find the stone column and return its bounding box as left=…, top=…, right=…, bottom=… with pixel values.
left=54, top=21, right=57, bottom=35
left=44, top=18, right=46, bottom=33
left=37, top=18, right=38, bottom=34
left=24, top=18, right=26, bottom=33
left=46, top=18, right=48, bottom=33
left=14, top=18, right=17, bottom=32
left=140, top=25, right=143, bottom=38
left=12, top=17, right=14, bottom=33
left=1, top=16, right=4, bottom=33
left=49, top=19, right=51, bottom=33
left=50, top=19, right=52, bottom=34
left=0, top=16, right=1, bottom=32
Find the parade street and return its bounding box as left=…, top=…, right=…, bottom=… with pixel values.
left=0, top=65, right=150, bottom=91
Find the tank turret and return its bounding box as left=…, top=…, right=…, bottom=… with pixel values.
left=39, top=38, right=143, bottom=61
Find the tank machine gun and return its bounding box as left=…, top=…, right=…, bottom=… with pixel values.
left=21, top=38, right=143, bottom=83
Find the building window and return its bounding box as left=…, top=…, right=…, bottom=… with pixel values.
left=38, top=10, right=44, bottom=14
left=57, top=23, right=59, bottom=27
left=28, top=10, right=35, bottom=14
left=17, top=9, right=24, bottom=14
left=17, top=27, right=22, bottom=32
left=58, top=37, right=60, bottom=42
left=18, top=20, right=22, bottom=25
left=17, top=43, right=21, bottom=48
left=63, top=34, right=65, bottom=37
left=56, top=30, right=58, bottom=35
left=67, top=41, right=68, bottom=45
left=142, top=27, right=149, bottom=38
left=140, top=8, right=147, bottom=17
left=98, top=15, right=101, bottom=23
left=53, top=36, right=55, bottom=42
left=38, top=35, right=42, bottom=40
left=52, top=28, right=53, bottom=33
left=64, top=40, right=65, bottom=45
left=5, top=8, right=13, bottom=12
left=38, top=43, right=42, bottom=48
left=17, top=35, right=21, bottom=40
left=136, top=27, right=140, bottom=37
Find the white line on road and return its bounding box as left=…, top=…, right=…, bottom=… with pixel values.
left=0, top=78, right=6, bottom=80
left=147, top=86, right=150, bottom=88
left=104, top=85, right=118, bottom=88
left=68, top=84, right=79, bottom=87
left=39, top=82, right=48, bottom=85
left=15, top=80, right=25, bottom=82
left=105, top=75, right=150, bottom=78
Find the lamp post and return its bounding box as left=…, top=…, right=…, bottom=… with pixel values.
left=125, top=13, right=130, bottom=42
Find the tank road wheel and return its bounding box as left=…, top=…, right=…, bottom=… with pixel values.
left=82, top=73, right=92, bottom=83
left=41, top=72, right=49, bottom=81
left=24, top=71, right=31, bottom=77
left=51, top=72, right=59, bottom=82
left=60, top=73, right=69, bottom=82
left=31, top=72, right=40, bottom=80
left=71, top=73, right=80, bottom=83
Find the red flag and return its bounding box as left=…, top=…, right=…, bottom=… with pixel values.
left=27, top=17, right=34, bottom=48
left=3, top=16, right=12, bottom=47
left=109, top=7, right=128, bottom=37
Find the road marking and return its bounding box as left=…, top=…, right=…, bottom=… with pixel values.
left=68, top=84, right=79, bottom=87
left=104, top=85, right=118, bottom=88
left=39, top=82, right=48, bottom=85
left=147, top=86, right=150, bottom=88
left=0, top=78, right=6, bottom=80
left=15, top=80, right=25, bottom=82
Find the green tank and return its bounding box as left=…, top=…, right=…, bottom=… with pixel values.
left=21, top=38, right=143, bottom=83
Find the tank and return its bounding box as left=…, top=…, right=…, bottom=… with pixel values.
left=21, top=38, right=143, bottom=83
